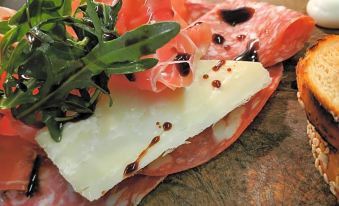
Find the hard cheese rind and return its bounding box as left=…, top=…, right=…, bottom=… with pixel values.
left=36, top=60, right=271, bottom=201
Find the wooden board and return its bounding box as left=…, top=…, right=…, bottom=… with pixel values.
left=139, top=1, right=339, bottom=205
left=0, top=0, right=337, bottom=205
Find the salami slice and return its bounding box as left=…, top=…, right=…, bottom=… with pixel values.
left=0, top=159, right=165, bottom=206
left=187, top=0, right=314, bottom=67
left=141, top=63, right=283, bottom=176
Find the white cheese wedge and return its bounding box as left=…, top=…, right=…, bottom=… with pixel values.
left=36, top=60, right=271, bottom=201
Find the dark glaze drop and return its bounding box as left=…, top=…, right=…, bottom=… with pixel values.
left=125, top=74, right=136, bottom=82
left=124, top=136, right=161, bottom=176
left=174, top=53, right=191, bottom=77
left=224, top=45, right=231, bottom=51
left=16, top=81, right=28, bottom=92
left=236, top=34, right=246, bottom=41
left=212, top=80, right=222, bottom=88
left=203, top=74, right=209, bottom=79
left=124, top=161, right=139, bottom=175
left=234, top=39, right=260, bottom=62
left=219, top=7, right=255, bottom=26
left=212, top=34, right=225, bottom=45
left=163, top=122, right=172, bottom=131
left=227, top=68, right=232, bottom=72
left=26, top=155, right=42, bottom=197
left=103, top=32, right=118, bottom=41
left=150, top=136, right=161, bottom=145
left=212, top=60, right=226, bottom=72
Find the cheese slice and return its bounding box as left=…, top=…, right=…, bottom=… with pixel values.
left=36, top=60, right=271, bottom=201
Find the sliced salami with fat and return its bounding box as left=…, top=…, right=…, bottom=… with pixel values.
left=0, top=159, right=165, bottom=206
left=187, top=0, right=314, bottom=67
left=141, top=63, right=283, bottom=176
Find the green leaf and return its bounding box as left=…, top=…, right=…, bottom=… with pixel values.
left=0, top=25, right=29, bottom=68
left=0, top=79, right=39, bottom=109
left=0, top=21, right=11, bottom=34
left=96, top=0, right=122, bottom=31
left=85, top=0, right=103, bottom=44
left=105, top=58, right=158, bottom=74
left=82, top=22, right=180, bottom=74
left=42, top=111, right=63, bottom=142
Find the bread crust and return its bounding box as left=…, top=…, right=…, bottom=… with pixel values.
left=297, top=35, right=339, bottom=118
left=297, top=35, right=339, bottom=200
left=307, top=123, right=339, bottom=200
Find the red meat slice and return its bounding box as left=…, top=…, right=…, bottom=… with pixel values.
left=141, top=63, right=283, bottom=176
left=0, top=159, right=165, bottom=206
left=187, top=0, right=314, bottom=67
left=0, top=136, right=38, bottom=191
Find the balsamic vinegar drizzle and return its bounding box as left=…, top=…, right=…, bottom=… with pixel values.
left=103, top=32, right=118, bottom=41
left=235, top=39, right=260, bottom=62
left=162, top=122, right=172, bottom=131
left=174, top=53, right=191, bottom=77
left=16, top=80, right=28, bottom=92
left=219, top=7, right=255, bottom=26
left=212, top=60, right=226, bottom=72
left=124, top=136, right=161, bottom=176
left=224, top=45, right=231, bottom=51
left=26, top=155, right=42, bottom=197
left=236, top=34, right=246, bottom=41
left=212, top=33, right=225, bottom=45
left=212, top=80, right=222, bottom=88
left=125, top=73, right=136, bottom=82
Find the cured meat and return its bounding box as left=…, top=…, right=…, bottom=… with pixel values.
left=99, top=0, right=213, bottom=92
left=141, top=63, right=283, bottom=176
left=187, top=0, right=314, bottom=67
left=0, top=159, right=166, bottom=206
left=113, top=22, right=212, bottom=91
left=0, top=136, right=38, bottom=191
left=0, top=110, right=37, bottom=144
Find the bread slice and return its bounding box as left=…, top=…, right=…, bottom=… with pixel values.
left=297, top=35, right=339, bottom=119
left=297, top=35, right=339, bottom=200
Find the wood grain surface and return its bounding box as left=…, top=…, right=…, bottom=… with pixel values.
left=0, top=0, right=338, bottom=205
left=139, top=1, right=339, bottom=206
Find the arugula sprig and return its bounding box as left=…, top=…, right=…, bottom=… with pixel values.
left=0, top=0, right=180, bottom=142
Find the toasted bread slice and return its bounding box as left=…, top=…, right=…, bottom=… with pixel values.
left=297, top=35, right=339, bottom=119
left=297, top=35, right=339, bottom=200
left=297, top=35, right=339, bottom=150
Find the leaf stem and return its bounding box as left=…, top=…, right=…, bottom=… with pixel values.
left=16, top=61, right=85, bottom=119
